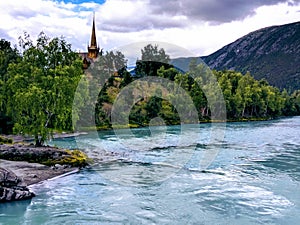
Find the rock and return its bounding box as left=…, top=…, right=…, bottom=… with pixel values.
left=0, top=143, right=88, bottom=167
left=54, top=164, right=64, bottom=169
left=0, top=167, right=35, bottom=202
left=0, top=186, right=34, bottom=201
left=0, top=167, right=21, bottom=187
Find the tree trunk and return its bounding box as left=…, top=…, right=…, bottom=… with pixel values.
left=35, top=135, right=44, bottom=147
left=242, top=107, right=245, bottom=118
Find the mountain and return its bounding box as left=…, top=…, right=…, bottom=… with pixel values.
left=172, top=21, right=300, bottom=91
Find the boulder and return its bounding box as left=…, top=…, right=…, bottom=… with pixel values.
left=0, top=167, right=22, bottom=187
left=0, top=167, right=35, bottom=202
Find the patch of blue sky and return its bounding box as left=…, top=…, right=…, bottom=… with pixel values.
left=58, top=0, right=105, bottom=4
left=55, top=0, right=105, bottom=14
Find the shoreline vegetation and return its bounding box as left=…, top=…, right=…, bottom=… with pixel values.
left=88, top=116, right=280, bottom=131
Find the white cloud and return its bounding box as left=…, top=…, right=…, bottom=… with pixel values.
left=0, top=0, right=299, bottom=59
left=0, top=0, right=90, bottom=50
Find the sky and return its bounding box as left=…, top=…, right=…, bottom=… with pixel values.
left=0, top=0, right=299, bottom=60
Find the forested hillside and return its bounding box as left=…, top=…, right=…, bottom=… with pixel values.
left=173, top=21, right=300, bottom=92
left=202, top=21, right=300, bottom=91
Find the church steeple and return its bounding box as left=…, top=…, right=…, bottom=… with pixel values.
left=88, top=13, right=100, bottom=59
left=90, top=13, right=97, bottom=48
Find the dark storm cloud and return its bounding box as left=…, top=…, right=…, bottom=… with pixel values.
left=99, top=0, right=299, bottom=33
left=150, top=0, right=300, bottom=23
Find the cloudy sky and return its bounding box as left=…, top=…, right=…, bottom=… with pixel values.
left=0, top=0, right=299, bottom=59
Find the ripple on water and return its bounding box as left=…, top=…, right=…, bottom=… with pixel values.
left=1, top=117, right=300, bottom=224
left=186, top=168, right=293, bottom=223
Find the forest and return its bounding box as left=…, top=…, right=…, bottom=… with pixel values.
left=0, top=33, right=299, bottom=145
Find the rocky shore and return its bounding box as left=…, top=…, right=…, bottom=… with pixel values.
left=0, top=142, right=88, bottom=202
left=0, top=166, right=35, bottom=202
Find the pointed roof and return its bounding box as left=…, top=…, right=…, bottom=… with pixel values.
left=86, top=12, right=101, bottom=60
left=90, top=13, right=97, bottom=48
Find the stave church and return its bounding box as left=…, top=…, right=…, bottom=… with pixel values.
left=79, top=14, right=103, bottom=69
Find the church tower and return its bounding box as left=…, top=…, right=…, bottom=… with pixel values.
left=81, top=13, right=102, bottom=69
left=87, top=13, right=100, bottom=59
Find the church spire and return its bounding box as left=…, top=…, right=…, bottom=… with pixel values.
left=88, top=12, right=100, bottom=59
left=90, top=12, right=97, bottom=48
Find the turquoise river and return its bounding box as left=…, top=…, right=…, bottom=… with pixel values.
left=0, top=117, right=300, bottom=224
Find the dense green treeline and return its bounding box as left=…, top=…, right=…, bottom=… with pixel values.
left=0, top=35, right=299, bottom=145
left=214, top=70, right=300, bottom=119
left=95, top=66, right=300, bottom=128
left=0, top=33, right=85, bottom=145
left=94, top=46, right=300, bottom=128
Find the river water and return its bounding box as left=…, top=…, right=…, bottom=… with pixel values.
left=1, top=117, right=299, bottom=224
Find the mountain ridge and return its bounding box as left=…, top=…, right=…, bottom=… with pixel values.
left=172, top=21, right=300, bottom=91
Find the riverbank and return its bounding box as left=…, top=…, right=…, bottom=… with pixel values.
left=0, top=159, right=80, bottom=202
left=1, top=132, right=88, bottom=143
left=82, top=117, right=273, bottom=132
left=0, top=140, right=88, bottom=202
left=0, top=159, right=80, bottom=186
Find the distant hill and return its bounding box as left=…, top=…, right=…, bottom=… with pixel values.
left=172, top=21, right=300, bottom=91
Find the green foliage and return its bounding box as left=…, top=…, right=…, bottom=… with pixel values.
left=104, top=50, right=127, bottom=75
left=135, top=44, right=172, bottom=77
left=4, top=32, right=85, bottom=145
left=91, top=51, right=128, bottom=129
left=0, top=39, right=20, bottom=79
left=141, top=44, right=170, bottom=63
left=146, top=96, right=162, bottom=118
left=94, top=44, right=300, bottom=128
left=215, top=70, right=298, bottom=119
left=0, top=39, right=20, bottom=133
left=157, top=66, right=179, bottom=81
left=120, top=70, right=133, bottom=88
